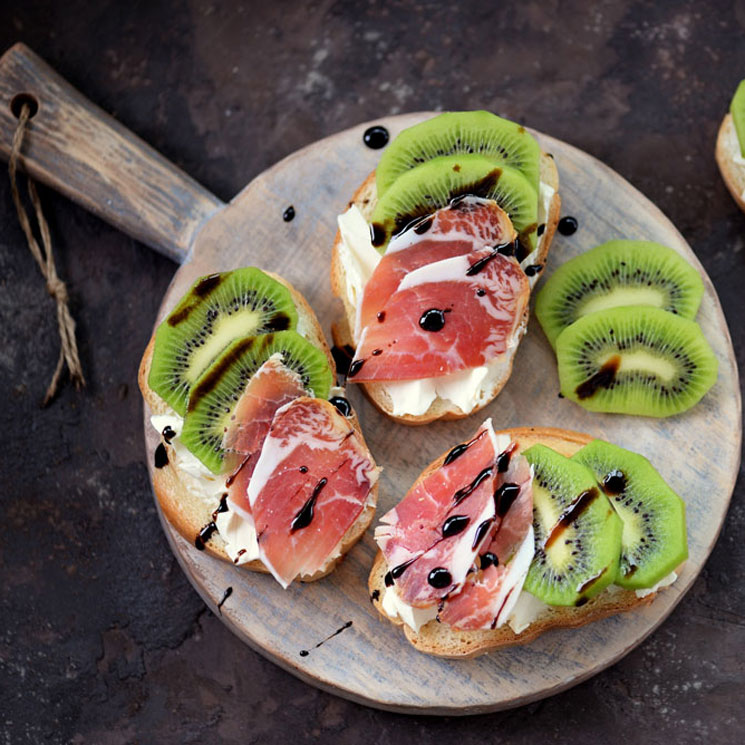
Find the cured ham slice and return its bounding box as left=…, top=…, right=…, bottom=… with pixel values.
left=350, top=247, right=529, bottom=382
left=248, top=397, right=378, bottom=588
left=356, top=197, right=516, bottom=338
left=438, top=450, right=535, bottom=630
left=220, top=356, right=307, bottom=520
left=375, top=421, right=509, bottom=607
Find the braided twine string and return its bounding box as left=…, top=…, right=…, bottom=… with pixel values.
left=8, top=102, right=85, bottom=405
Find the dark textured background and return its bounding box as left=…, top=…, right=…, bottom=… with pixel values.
left=1, top=1, right=743, bottom=742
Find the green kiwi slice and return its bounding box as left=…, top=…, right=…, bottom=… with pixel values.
left=180, top=331, right=333, bottom=473
left=375, top=110, right=542, bottom=196
left=148, top=268, right=298, bottom=415
left=370, top=153, right=538, bottom=252
left=556, top=306, right=718, bottom=417
left=535, top=240, right=705, bottom=349
left=730, top=79, right=745, bottom=156
left=523, top=444, right=622, bottom=606
left=572, top=440, right=687, bottom=589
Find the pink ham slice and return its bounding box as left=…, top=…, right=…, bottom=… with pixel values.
left=248, top=397, right=377, bottom=588
left=220, top=356, right=307, bottom=521
left=350, top=246, right=529, bottom=382
left=357, top=198, right=516, bottom=337
left=438, top=450, right=534, bottom=630
left=375, top=421, right=503, bottom=607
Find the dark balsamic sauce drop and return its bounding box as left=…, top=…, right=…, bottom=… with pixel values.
left=384, top=571, right=394, bottom=587
left=329, top=396, right=352, bottom=417
left=391, top=557, right=416, bottom=579
left=195, top=522, right=218, bottom=550
left=413, top=216, right=434, bottom=234
left=472, top=518, right=494, bottom=549
left=524, top=264, right=543, bottom=277
left=370, top=223, right=386, bottom=247
left=331, top=344, right=356, bottom=378
left=453, top=466, right=493, bottom=505
left=282, top=205, right=295, bottom=222
left=370, top=589, right=380, bottom=602
left=154, top=443, right=168, bottom=469
left=363, top=125, right=389, bottom=149
left=537, top=224, right=546, bottom=237
left=427, top=567, right=452, bottom=589
left=419, top=308, right=447, bottom=332
left=442, top=514, right=470, bottom=538
left=299, top=465, right=308, bottom=474
left=496, top=448, right=512, bottom=473
left=162, top=426, right=176, bottom=443
left=291, top=478, right=327, bottom=532
left=576, top=355, right=620, bottom=399
left=347, top=359, right=365, bottom=378
left=376, top=311, right=386, bottom=322
left=217, top=586, right=233, bottom=613
left=494, top=483, right=521, bottom=517
left=544, top=488, right=599, bottom=550
left=212, top=493, right=229, bottom=521
left=602, top=470, right=627, bottom=495
left=558, top=216, right=579, bottom=236
left=480, top=552, right=499, bottom=570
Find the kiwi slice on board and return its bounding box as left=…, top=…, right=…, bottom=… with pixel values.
left=572, top=440, right=687, bottom=589
left=148, top=268, right=298, bottom=415
left=556, top=306, right=718, bottom=417
left=375, top=110, right=542, bottom=197
left=523, top=444, right=622, bottom=606
left=370, top=153, right=538, bottom=253
left=730, top=79, right=745, bottom=156
left=535, top=240, right=705, bottom=349
left=181, top=331, right=333, bottom=473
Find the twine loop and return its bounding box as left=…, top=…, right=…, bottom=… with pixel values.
left=9, top=102, right=85, bottom=405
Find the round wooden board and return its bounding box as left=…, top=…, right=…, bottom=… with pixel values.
left=143, top=113, right=741, bottom=715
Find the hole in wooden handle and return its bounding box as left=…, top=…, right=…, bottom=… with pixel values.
left=10, top=92, right=39, bottom=119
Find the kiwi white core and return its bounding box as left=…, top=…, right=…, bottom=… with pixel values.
left=580, top=287, right=668, bottom=317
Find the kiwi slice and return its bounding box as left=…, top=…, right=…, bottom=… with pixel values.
left=535, top=240, right=705, bottom=349
left=730, top=79, right=745, bottom=156
left=180, top=331, right=333, bottom=473
left=370, top=154, right=538, bottom=252
left=572, top=440, right=687, bottom=589
left=375, top=110, right=541, bottom=196
left=556, top=306, right=718, bottom=417
left=523, top=444, right=622, bottom=606
left=148, top=269, right=298, bottom=415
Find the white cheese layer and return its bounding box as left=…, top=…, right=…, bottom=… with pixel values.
left=336, top=180, right=550, bottom=417
left=635, top=570, right=678, bottom=598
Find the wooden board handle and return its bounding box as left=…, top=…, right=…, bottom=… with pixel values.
left=0, top=43, right=223, bottom=263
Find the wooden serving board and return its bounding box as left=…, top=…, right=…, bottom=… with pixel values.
left=148, top=116, right=740, bottom=715
left=0, top=46, right=738, bottom=714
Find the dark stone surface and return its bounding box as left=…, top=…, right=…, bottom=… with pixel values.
left=0, top=1, right=743, bottom=742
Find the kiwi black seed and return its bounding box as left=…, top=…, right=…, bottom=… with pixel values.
left=375, top=110, right=542, bottom=196
left=555, top=305, right=718, bottom=417
left=148, top=268, right=298, bottom=415
left=180, top=331, right=333, bottom=473
left=535, top=240, right=705, bottom=349
left=523, top=444, right=622, bottom=606
left=370, top=153, right=538, bottom=252
left=572, top=439, right=687, bottom=589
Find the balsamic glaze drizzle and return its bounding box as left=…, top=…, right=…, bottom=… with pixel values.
left=329, top=396, right=352, bottom=417
left=162, top=426, right=176, bottom=443
left=363, top=125, right=389, bottom=149
left=331, top=344, right=356, bottom=378
left=217, top=586, right=233, bottom=614
left=347, top=359, right=365, bottom=378
left=195, top=522, right=218, bottom=550
left=480, top=552, right=499, bottom=570
left=453, top=466, right=493, bottom=505
left=442, top=514, right=470, bottom=538
left=154, top=443, right=168, bottom=469
left=543, top=488, right=599, bottom=550
left=282, top=205, right=295, bottom=222
left=494, top=483, right=521, bottom=517
left=472, top=518, right=494, bottom=550
left=427, top=567, right=453, bottom=589
left=558, top=216, right=579, bottom=236
left=291, top=478, right=327, bottom=532
left=299, top=620, right=353, bottom=657
left=496, top=448, right=512, bottom=473
left=466, top=241, right=514, bottom=276
left=419, top=308, right=447, bottom=332
left=602, top=470, right=627, bottom=495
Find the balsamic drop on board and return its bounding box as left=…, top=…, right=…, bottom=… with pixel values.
left=558, top=216, right=579, bottom=235
left=154, top=443, right=168, bottom=469
left=283, top=205, right=295, bottom=222
left=363, top=125, right=389, bottom=149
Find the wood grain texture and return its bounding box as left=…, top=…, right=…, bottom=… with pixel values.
left=137, top=112, right=743, bottom=713
left=0, top=43, right=222, bottom=261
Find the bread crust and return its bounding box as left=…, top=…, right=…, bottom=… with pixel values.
left=367, top=426, right=663, bottom=658
left=330, top=153, right=561, bottom=425
left=138, top=273, right=378, bottom=581
left=716, top=113, right=745, bottom=213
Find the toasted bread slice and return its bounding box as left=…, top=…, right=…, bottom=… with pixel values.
left=716, top=113, right=745, bottom=213
left=138, top=273, right=378, bottom=581
left=368, top=426, right=666, bottom=658
left=330, top=152, right=561, bottom=425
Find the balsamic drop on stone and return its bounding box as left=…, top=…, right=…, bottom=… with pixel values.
left=363, top=125, right=389, bottom=149
left=558, top=216, right=579, bottom=236
left=282, top=205, right=295, bottom=222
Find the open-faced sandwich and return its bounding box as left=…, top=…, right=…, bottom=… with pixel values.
left=716, top=79, right=745, bottom=212
left=331, top=111, right=561, bottom=424
left=138, top=267, right=379, bottom=587
left=369, top=421, right=687, bottom=657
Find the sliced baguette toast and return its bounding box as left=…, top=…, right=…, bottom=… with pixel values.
left=368, top=426, right=664, bottom=658
left=716, top=113, right=745, bottom=213
left=138, top=272, right=378, bottom=581
left=330, top=152, right=561, bottom=425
